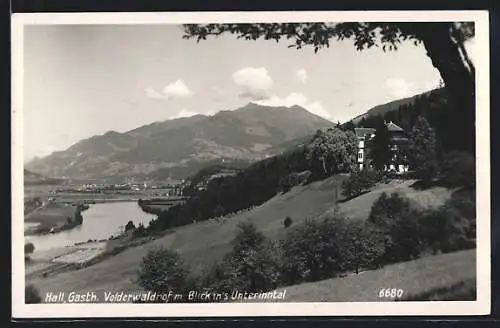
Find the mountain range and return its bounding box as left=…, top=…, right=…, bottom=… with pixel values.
left=25, top=103, right=333, bottom=181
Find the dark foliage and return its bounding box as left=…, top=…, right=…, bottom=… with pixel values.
left=24, top=242, right=35, bottom=254
left=279, top=216, right=384, bottom=285
left=408, top=116, right=439, bottom=181
left=305, top=128, right=358, bottom=181
left=125, top=220, right=136, bottom=231
left=25, top=284, right=42, bottom=304
left=370, top=119, right=391, bottom=170
left=137, top=247, right=188, bottom=294
left=284, top=216, right=293, bottom=229
left=368, top=192, right=422, bottom=264
left=342, top=169, right=382, bottom=199
left=439, top=151, right=475, bottom=189
left=133, top=223, right=147, bottom=238
left=201, top=222, right=282, bottom=293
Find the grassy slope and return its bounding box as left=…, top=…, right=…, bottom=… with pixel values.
left=260, top=249, right=475, bottom=302
left=28, top=176, right=453, bottom=299
left=331, top=180, right=453, bottom=220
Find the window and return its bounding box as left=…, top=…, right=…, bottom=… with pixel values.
left=358, top=152, right=363, bottom=160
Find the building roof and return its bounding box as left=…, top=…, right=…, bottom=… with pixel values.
left=354, top=128, right=376, bottom=139
left=386, top=121, right=405, bottom=132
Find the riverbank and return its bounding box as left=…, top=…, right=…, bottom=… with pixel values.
left=26, top=228, right=173, bottom=281
left=138, top=197, right=188, bottom=215
left=25, top=203, right=89, bottom=236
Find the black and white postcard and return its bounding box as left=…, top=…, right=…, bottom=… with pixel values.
left=11, top=10, right=491, bottom=318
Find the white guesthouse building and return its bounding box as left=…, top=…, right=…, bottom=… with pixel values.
left=354, top=121, right=410, bottom=173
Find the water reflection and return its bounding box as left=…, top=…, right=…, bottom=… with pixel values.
left=24, top=202, right=156, bottom=252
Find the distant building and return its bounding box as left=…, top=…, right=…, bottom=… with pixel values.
left=355, top=121, right=410, bottom=173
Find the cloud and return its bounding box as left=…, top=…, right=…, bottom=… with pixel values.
left=384, top=78, right=418, bottom=98
left=146, top=80, right=193, bottom=100
left=145, top=87, right=166, bottom=99
left=163, top=80, right=193, bottom=99
left=296, top=69, right=308, bottom=84
left=233, top=67, right=273, bottom=100
left=170, top=109, right=198, bottom=119
left=256, top=92, right=331, bottom=120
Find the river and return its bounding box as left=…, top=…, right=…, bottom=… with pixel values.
left=25, top=202, right=157, bottom=252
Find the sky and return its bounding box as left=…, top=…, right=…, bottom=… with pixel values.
left=22, top=24, right=476, bottom=162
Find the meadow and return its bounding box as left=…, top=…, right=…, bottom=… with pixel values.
left=27, top=175, right=455, bottom=300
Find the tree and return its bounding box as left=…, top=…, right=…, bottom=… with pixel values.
left=183, top=22, right=475, bottom=153
left=367, top=192, right=421, bottom=264
left=409, top=116, right=439, bottom=181
left=370, top=120, right=390, bottom=170
left=440, top=151, right=475, bottom=189
left=213, top=204, right=225, bottom=218
left=25, top=284, right=42, bottom=304
left=125, top=220, right=136, bottom=231
left=25, top=242, right=35, bottom=254
left=214, top=222, right=281, bottom=292
left=137, top=247, right=187, bottom=294
left=342, top=120, right=356, bottom=132
left=284, top=216, right=293, bottom=228
left=305, top=127, right=358, bottom=180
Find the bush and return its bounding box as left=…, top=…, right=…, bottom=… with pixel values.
left=204, top=222, right=281, bottom=293
left=367, top=193, right=422, bottom=264
left=24, top=242, right=35, bottom=254
left=137, top=247, right=188, bottom=294
left=419, top=191, right=476, bottom=254
left=25, top=284, right=42, bottom=304
left=284, top=216, right=293, bottom=229
left=125, top=220, right=136, bottom=231
left=133, top=223, right=147, bottom=238
left=342, top=169, right=380, bottom=199
left=280, top=216, right=382, bottom=285
left=279, top=171, right=310, bottom=193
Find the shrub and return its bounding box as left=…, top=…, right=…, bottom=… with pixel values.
left=419, top=193, right=476, bottom=254
left=284, top=216, right=293, bottom=229
left=133, top=223, right=147, bottom=238
left=280, top=216, right=381, bottom=284
left=342, top=169, right=379, bottom=199
left=137, top=247, right=187, bottom=294
left=367, top=193, right=422, bottom=264
left=125, top=220, right=136, bottom=231
left=279, top=171, right=310, bottom=193
left=204, top=222, right=281, bottom=293
left=25, top=284, right=42, bottom=304
left=24, top=242, right=35, bottom=254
